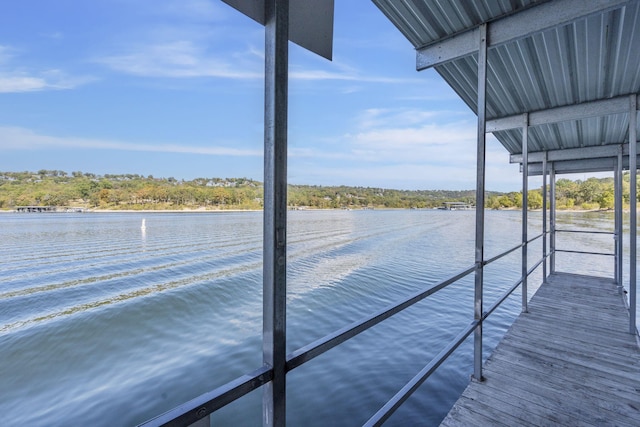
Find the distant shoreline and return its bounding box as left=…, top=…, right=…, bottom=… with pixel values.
left=0, top=207, right=624, bottom=214
left=91, top=208, right=262, bottom=213
left=0, top=208, right=261, bottom=214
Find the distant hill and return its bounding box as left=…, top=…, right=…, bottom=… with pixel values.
left=0, top=170, right=633, bottom=211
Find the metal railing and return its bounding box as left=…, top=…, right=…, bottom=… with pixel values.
left=141, top=240, right=547, bottom=427
left=555, top=229, right=616, bottom=257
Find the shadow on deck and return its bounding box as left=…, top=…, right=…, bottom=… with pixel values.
left=441, top=272, right=640, bottom=426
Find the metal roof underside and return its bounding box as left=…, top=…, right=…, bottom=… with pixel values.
left=373, top=0, right=640, bottom=174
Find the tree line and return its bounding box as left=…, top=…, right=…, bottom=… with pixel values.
left=0, top=170, right=637, bottom=211
left=487, top=175, right=638, bottom=210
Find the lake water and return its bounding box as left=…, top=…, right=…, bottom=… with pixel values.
left=0, top=209, right=631, bottom=426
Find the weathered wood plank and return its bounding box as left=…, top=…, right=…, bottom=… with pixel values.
left=477, top=366, right=635, bottom=427
left=529, top=294, right=628, bottom=314
left=502, top=327, right=640, bottom=370
left=506, top=316, right=633, bottom=348
left=519, top=311, right=630, bottom=336
left=459, top=377, right=600, bottom=427
left=484, top=354, right=640, bottom=421
left=441, top=396, right=521, bottom=427
left=500, top=322, right=640, bottom=362
left=440, top=272, right=640, bottom=426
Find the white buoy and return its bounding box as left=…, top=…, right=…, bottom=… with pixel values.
left=141, top=218, right=146, bottom=231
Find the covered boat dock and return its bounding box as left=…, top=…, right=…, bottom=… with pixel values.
left=375, top=0, right=640, bottom=425
left=142, top=1, right=640, bottom=426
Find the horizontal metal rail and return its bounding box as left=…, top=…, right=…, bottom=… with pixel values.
left=527, top=257, right=545, bottom=276
left=363, top=320, right=478, bottom=427
left=485, top=253, right=545, bottom=321
left=484, top=278, right=523, bottom=321
left=527, top=232, right=544, bottom=244
left=364, top=244, right=548, bottom=425
left=140, top=366, right=273, bottom=427
left=556, top=229, right=614, bottom=235
left=482, top=233, right=545, bottom=268
left=555, top=249, right=615, bottom=257
left=483, top=242, right=523, bottom=266
left=287, top=264, right=477, bottom=370
left=140, top=265, right=477, bottom=427
left=143, top=242, right=544, bottom=426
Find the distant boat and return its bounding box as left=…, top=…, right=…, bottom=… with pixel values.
left=438, top=202, right=474, bottom=211
left=141, top=219, right=146, bottom=231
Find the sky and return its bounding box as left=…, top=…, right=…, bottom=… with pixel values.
left=0, top=0, right=541, bottom=192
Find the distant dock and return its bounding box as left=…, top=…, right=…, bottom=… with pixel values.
left=15, top=206, right=87, bottom=213
left=438, top=202, right=474, bottom=210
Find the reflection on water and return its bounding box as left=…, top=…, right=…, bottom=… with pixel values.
left=0, top=210, right=632, bottom=426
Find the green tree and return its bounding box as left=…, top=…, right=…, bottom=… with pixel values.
left=527, top=190, right=543, bottom=210
left=598, top=190, right=614, bottom=210
left=487, top=195, right=501, bottom=209
left=498, top=195, right=514, bottom=208
left=513, top=192, right=523, bottom=208
left=579, top=177, right=602, bottom=204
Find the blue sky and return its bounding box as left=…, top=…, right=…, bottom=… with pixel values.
left=0, top=0, right=533, bottom=191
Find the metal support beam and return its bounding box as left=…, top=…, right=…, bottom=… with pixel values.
left=473, top=23, right=488, bottom=382
left=263, top=0, right=288, bottom=425
left=542, top=153, right=548, bottom=283
left=522, top=114, right=529, bottom=313
left=630, top=94, right=637, bottom=335
left=488, top=94, right=637, bottom=132
left=615, top=147, right=623, bottom=291
left=416, top=0, right=632, bottom=69
left=510, top=144, right=635, bottom=164
left=550, top=164, right=556, bottom=275
left=524, top=156, right=640, bottom=176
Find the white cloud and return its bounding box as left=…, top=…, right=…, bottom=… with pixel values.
left=289, top=67, right=422, bottom=84
left=291, top=147, right=521, bottom=191
left=0, top=75, right=50, bottom=92
left=344, top=107, right=478, bottom=164
left=0, top=71, right=95, bottom=93
left=96, top=37, right=421, bottom=84
left=290, top=162, right=479, bottom=190
left=0, top=126, right=261, bottom=157
left=288, top=107, right=524, bottom=191
left=96, top=41, right=263, bottom=79
left=355, top=108, right=450, bottom=129
left=0, top=45, right=94, bottom=93
left=288, top=58, right=424, bottom=83
left=97, top=40, right=421, bottom=84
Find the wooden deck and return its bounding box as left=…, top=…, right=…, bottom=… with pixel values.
left=440, top=272, right=640, bottom=427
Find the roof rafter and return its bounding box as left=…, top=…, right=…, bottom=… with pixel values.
left=416, top=0, right=633, bottom=70
left=488, top=94, right=640, bottom=132
left=511, top=144, right=629, bottom=164
left=526, top=156, right=640, bottom=175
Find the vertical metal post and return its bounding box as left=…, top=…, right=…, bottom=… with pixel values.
left=615, top=146, right=623, bottom=292
left=473, top=23, right=488, bottom=382
left=521, top=114, right=529, bottom=313
left=263, top=0, right=288, bottom=425
left=542, top=152, right=548, bottom=283
left=630, top=94, right=637, bottom=335
left=550, top=164, right=556, bottom=275
left=188, top=417, right=210, bottom=427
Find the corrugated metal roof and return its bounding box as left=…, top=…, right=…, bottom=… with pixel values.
left=373, top=0, right=640, bottom=167
left=374, top=0, right=542, bottom=48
